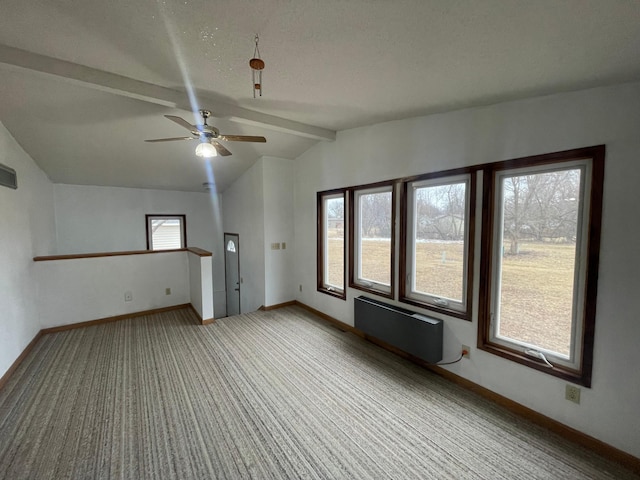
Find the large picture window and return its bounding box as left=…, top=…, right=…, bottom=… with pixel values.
left=317, top=190, right=346, bottom=299
left=400, top=172, right=475, bottom=319
left=478, top=146, right=605, bottom=386
left=349, top=183, right=395, bottom=297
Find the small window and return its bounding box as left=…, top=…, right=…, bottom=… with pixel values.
left=478, top=146, right=605, bottom=386
left=400, top=172, right=475, bottom=319
left=349, top=183, right=395, bottom=297
left=317, top=190, right=346, bottom=299
left=226, top=240, right=236, bottom=252
left=146, top=215, right=186, bottom=250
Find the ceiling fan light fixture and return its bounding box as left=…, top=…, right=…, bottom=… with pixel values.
left=195, top=141, right=217, bottom=158
left=145, top=110, right=265, bottom=156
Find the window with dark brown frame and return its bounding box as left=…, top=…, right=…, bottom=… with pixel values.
left=399, top=169, right=476, bottom=320
left=315, top=145, right=603, bottom=386
left=349, top=181, right=395, bottom=298
left=317, top=189, right=347, bottom=300
left=477, top=145, right=605, bottom=387
left=146, top=214, right=187, bottom=250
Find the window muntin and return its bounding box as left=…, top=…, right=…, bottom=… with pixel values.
left=350, top=185, right=394, bottom=296
left=146, top=215, right=186, bottom=250
left=479, top=145, right=604, bottom=387
left=403, top=174, right=472, bottom=317
left=317, top=190, right=346, bottom=298
left=490, top=162, right=588, bottom=368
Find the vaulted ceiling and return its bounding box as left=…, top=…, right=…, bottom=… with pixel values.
left=1, top=0, right=639, bottom=192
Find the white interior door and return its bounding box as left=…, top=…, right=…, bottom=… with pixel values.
left=224, top=233, right=240, bottom=316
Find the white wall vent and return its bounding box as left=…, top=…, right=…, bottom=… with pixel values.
left=0, top=163, right=17, bottom=189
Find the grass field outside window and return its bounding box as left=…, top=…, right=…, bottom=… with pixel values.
left=329, top=238, right=574, bottom=353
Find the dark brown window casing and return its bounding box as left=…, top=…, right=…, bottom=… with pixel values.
left=399, top=167, right=476, bottom=321
left=317, top=189, right=347, bottom=300
left=477, top=145, right=605, bottom=387
left=315, top=145, right=603, bottom=387
left=348, top=180, right=396, bottom=300
left=145, top=214, right=187, bottom=250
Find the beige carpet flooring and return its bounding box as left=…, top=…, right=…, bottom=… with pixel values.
left=0, top=306, right=637, bottom=479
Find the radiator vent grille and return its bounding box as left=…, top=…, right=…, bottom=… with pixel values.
left=354, top=296, right=443, bottom=363
left=0, top=163, right=17, bottom=189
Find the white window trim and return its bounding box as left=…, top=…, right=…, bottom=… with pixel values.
left=405, top=173, right=471, bottom=314
left=488, top=159, right=592, bottom=370
left=321, top=192, right=345, bottom=294
left=352, top=185, right=393, bottom=294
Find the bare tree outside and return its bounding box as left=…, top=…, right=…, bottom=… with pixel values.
left=502, top=169, right=580, bottom=255
left=326, top=197, right=344, bottom=222
left=412, top=182, right=467, bottom=301
left=498, top=168, right=582, bottom=356
left=322, top=168, right=586, bottom=357
left=360, top=191, right=392, bottom=238
left=415, top=183, right=466, bottom=241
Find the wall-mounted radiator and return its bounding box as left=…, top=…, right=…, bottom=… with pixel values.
left=354, top=296, right=443, bottom=363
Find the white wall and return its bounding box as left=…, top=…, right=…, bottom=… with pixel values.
left=53, top=184, right=226, bottom=317
left=221, top=156, right=296, bottom=312
left=263, top=157, right=295, bottom=306
left=293, top=82, right=640, bottom=458
left=0, top=122, right=56, bottom=378
left=36, top=252, right=190, bottom=328
left=222, top=160, right=266, bottom=313
left=188, top=251, right=213, bottom=321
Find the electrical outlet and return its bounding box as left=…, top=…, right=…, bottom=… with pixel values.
left=165, top=287, right=171, bottom=295
left=282, top=242, right=286, bottom=249
left=124, top=291, right=133, bottom=302
left=461, top=345, right=470, bottom=359
left=271, top=242, right=280, bottom=250
left=565, top=385, right=581, bottom=404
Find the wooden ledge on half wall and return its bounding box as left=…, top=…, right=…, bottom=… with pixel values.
left=33, top=247, right=212, bottom=262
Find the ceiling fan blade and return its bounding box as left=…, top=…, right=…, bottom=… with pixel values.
left=144, top=137, right=195, bottom=142
left=212, top=141, right=232, bottom=156
left=219, top=135, right=267, bottom=143
left=165, top=115, right=195, bottom=131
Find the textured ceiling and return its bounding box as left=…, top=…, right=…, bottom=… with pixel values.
left=0, top=0, right=639, bottom=191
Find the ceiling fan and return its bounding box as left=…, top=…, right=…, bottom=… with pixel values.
left=145, top=109, right=266, bottom=157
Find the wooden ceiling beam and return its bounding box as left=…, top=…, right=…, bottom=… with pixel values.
left=0, top=44, right=336, bottom=141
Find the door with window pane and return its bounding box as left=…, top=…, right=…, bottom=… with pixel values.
left=224, top=233, right=241, bottom=316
